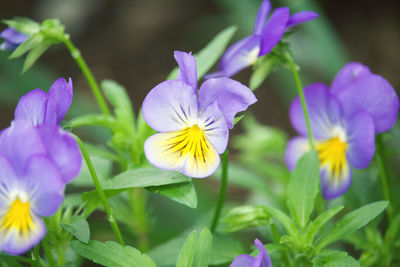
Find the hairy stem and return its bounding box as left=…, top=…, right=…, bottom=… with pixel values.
left=63, top=35, right=110, bottom=115
left=285, top=52, right=314, bottom=149
left=130, top=188, right=150, bottom=252
left=210, top=150, right=229, bottom=232
left=73, top=134, right=125, bottom=245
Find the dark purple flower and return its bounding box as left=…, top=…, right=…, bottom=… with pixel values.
left=230, top=239, right=272, bottom=267
left=0, top=28, right=28, bottom=50
left=12, top=78, right=81, bottom=183
left=206, top=0, right=318, bottom=78
left=0, top=122, right=65, bottom=255
left=143, top=51, right=256, bottom=178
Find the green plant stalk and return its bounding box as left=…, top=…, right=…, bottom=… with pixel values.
left=210, top=150, right=229, bottom=232
left=73, top=134, right=125, bottom=245
left=270, top=222, right=293, bottom=267
left=285, top=52, right=314, bottom=149
left=130, top=188, right=150, bottom=252
left=376, top=134, right=393, bottom=221
left=62, top=36, right=110, bottom=115
left=42, top=239, right=57, bottom=267
left=2, top=255, right=33, bottom=264
left=31, top=245, right=40, bottom=267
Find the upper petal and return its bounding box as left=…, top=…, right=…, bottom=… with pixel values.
left=253, top=0, right=271, bottom=35
left=14, top=89, right=49, bottom=126
left=254, top=239, right=272, bottom=267
left=174, top=51, right=198, bottom=92
left=46, top=78, right=73, bottom=124
left=142, top=80, right=198, bottom=132
left=199, top=77, right=257, bottom=129
left=345, top=110, right=375, bottom=169
left=289, top=83, right=343, bottom=139
left=198, top=101, right=229, bottom=154
left=286, top=11, right=319, bottom=28
left=285, top=136, right=310, bottom=171
left=330, top=62, right=371, bottom=93
left=36, top=125, right=82, bottom=183
left=259, top=7, right=290, bottom=57
left=22, top=155, right=65, bottom=217
left=335, top=74, right=399, bottom=133
left=0, top=28, right=28, bottom=45
left=216, top=36, right=262, bottom=78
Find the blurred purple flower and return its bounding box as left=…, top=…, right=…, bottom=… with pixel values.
left=0, top=122, right=65, bottom=255
left=285, top=62, right=398, bottom=199
left=12, top=78, right=81, bottom=183
left=230, top=239, right=272, bottom=267
left=143, top=51, right=256, bottom=178
left=206, top=0, right=318, bottom=78
left=0, top=28, right=28, bottom=50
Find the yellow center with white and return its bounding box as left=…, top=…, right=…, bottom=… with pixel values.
left=1, top=197, right=35, bottom=236
left=145, top=123, right=219, bottom=178
left=315, top=132, right=349, bottom=183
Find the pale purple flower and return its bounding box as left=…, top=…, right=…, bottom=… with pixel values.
left=13, top=78, right=81, bottom=183
left=285, top=62, right=399, bottom=198
left=206, top=0, right=318, bottom=78
left=143, top=51, right=256, bottom=178
left=0, top=122, right=65, bottom=255
left=230, top=239, right=272, bottom=267
left=0, top=28, right=28, bottom=50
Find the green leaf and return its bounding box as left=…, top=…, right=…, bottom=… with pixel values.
left=9, top=33, right=43, bottom=59
left=176, top=231, right=197, bottom=267
left=312, top=251, right=360, bottom=267
left=316, top=201, right=388, bottom=251
left=68, top=114, right=117, bottom=129
left=221, top=205, right=270, bottom=232
left=193, top=227, right=212, bottom=267
left=306, top=205, right=344, bottom=244
left=287, top=150, right=320, bottom=228
left=249, top=55, right=277, bottom=91
left=148, top=182, right=197, bottom=209
left=71, top=240, right=156, bottom=267
left=61, top=216, right=90, bottom=243
left=209, top=234, right=244, bottom=265
left=262, top=205, right=297, bottom=236
left=233, top=115, right=244, bottom=125
left=101, top=79, right=135, bottom=126
left=23, top=40, right=52, bottom=72
left=167, top=25, right=237, bottom=80
left=3, top=17, right=40, bottom=35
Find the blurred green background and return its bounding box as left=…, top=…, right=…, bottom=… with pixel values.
left=1, top=0, right=399, bottom=266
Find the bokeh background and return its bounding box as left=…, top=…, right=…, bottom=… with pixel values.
left=1, top=0, right=399, bottom=265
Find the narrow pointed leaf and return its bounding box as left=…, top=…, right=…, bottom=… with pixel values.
left=22, top=40, right=51, bottom=72
left=9, top=33, right=43, bottom=59
left=148, top=182, right=197, bottom=209
left=193, top=227, right=213, bottom=267
left=176, top=231, right=197, bottom=267
left=61, top=216, right=90, bottom=243
left=262, top=205, right=297, bottom=236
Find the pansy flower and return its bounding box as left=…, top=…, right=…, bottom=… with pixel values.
left=285, top=63, right=399, bottom=199
left=0, top=122, right=65, bottom=255
left=206, top=0, right=318, bottom=78
left=12, top=78, right=82, bottom=183
left=143, top=51, right=256, bottom=178
left=0, top=28, right=28, bottom=50
left=230, top=239, right=272, bottom=267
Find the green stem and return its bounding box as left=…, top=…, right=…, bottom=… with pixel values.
left=73, top=134, right=125, bottom=245
left=270, top=222, right=292, bottom=267
left=130, top=188, right=150, bottom=252
left=2, top=255, right=33, bottom=264
left=31, top=244, right=40, bottom=267
left=210, top=150, right=229, bottom=232
left=285, top=52, right=314, bottom=149
left=42, top=239, right=57, bottom=267
left=62, top=36, right=110, bottom=115
left=376, top=134, right=393, bottom=221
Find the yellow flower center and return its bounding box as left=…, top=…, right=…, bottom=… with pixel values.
left=316, top=137, right=347, bottom=179
left=1, top=198, right=34, bottom=235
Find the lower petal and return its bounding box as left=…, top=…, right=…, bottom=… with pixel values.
left=0, top=212, right=46, bottom=255
left=320, top=159, right=352, bottom=199
left=144, top=129, right=220, bottom=178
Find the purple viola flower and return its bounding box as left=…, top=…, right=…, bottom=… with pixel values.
left=12, top=78, right=81, bottom=183
left=0, top=122, right=65, bottom=255
left=230, top=239, right=272, bottom=267
left=0, top=28, right=28, bottom=50
left=206, top=0, right=318, bottom=78
left=143, top=51, right=256, bottom=178
left=285, top=84, right=375, bottom=199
